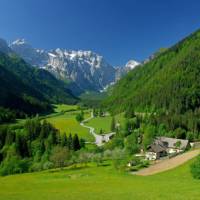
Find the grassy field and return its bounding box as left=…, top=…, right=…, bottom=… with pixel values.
left=86, top=115, right=113, bottom=134
left=53, top=104, right=79, bottom=113
left=86, top=113, right=125, bottom=134
left=45, top=109, right=93, bottom=141
left=0, top=159, right=200, bottom=200
left=2, top=104, right=93, bottom=142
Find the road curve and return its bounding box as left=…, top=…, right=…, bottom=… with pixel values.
left=80, top=113, right=115, bottom=146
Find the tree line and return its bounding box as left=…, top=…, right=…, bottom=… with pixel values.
left=0, top=117, right=84, bottom=176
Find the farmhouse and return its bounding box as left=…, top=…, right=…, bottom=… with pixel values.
left=146, top=137, right=190, bottom=160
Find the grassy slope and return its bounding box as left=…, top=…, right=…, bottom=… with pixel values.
left=0, top=159, right=200, bottom=200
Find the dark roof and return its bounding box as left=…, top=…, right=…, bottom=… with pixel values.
left=148, top=140, right=167, bottom=153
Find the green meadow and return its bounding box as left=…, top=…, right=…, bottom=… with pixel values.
left=53, top=104, right=79, bottom=113
left=3, top=105, right=94, bottom=142
left=45, top=108, right=93, bottom=141
left=0, top=159, right=200, bottom=200
left=86, top=115, right=113, bottom=133
left=86, top=113, right=125, bottom=134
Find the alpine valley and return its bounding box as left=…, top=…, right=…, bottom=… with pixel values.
left=1, top=9, right=200, bottom=200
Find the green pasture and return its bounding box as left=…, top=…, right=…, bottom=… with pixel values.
left=86, top=113, right=125, bottom=134
left=53, top=104, right=79, bottom=113
left=0, top=159, right=200, bottom=200
left=45, top=109, right=93, bottom=141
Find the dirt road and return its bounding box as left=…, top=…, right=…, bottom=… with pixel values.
left=136, top=149, right=200, bottom=176
left=80, top=112, right=115, bottom=146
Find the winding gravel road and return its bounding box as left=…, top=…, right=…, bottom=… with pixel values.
left=80, top=113, right=115, bottom=146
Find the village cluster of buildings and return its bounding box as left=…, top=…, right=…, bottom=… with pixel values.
left=145, top=137, right=190, bottom=160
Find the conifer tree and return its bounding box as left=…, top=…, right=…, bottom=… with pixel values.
left=68, top=133, right=73, bottom=150
left=72, top=134, right=81, bottom=151
left=61, top=133, right=68, bottom=147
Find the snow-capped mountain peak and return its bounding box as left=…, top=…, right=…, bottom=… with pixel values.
left=11, top=38, right=27, bottom=46
left=125, top=60, right=140, bottom=70
left=9, top=38, right=139, bottom=94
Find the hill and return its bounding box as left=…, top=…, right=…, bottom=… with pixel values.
left=0, top=52, right=78, bottom=115
left=105, top=29, right=200, bottom=114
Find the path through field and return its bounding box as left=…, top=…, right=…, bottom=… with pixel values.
left=80, top=112, right=115, bottom=146
left=136, top=149, right=200, bottom=176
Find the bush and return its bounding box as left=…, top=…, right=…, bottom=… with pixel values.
left=29, top=162, right=43, bottom=172
left=127, top=156, right=149, bottom=172
left=50, top=146, right=70, bottom=169
left=43, top=161, right=54, bottom=170
left=0, top=156, right=30, bottom=176
left=92, top=153, right=103, bottom=166
left=191, top=155, right=200, bottom=179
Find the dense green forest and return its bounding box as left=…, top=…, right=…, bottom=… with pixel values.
left=0, top=118, right=84, bottom=175
left=104, top=29, right=200, bottom=134
left=0, top=52, right=78, bottom=116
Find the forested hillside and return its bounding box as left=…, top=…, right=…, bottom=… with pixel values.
left=105, top=29, right=200, bottom=115
left=0, top=52, right=78, bottom=116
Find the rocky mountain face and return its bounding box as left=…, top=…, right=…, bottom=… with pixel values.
left=46, top=49, right=116, bottom=91
left=10, top=39, right=140, bottom=93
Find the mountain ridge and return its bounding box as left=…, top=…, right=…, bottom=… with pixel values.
left=10, top=39, right=140, bottom=93
left=104, top=29, right=200, bottom=114
left=0, top=40, right=78, bottom=115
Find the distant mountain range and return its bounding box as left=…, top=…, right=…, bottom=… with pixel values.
left=9, top=39, right=140, bottom=94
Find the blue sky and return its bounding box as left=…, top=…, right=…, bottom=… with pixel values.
left=0, top=0, right=200, bottom=66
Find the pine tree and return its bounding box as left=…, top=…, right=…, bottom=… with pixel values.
left=72, top=134, right=81, bottom=151
left=61, top=133, right=68, bottom=147
left=39, top=140, right=45, bottom=155
left=15, top=134, right=21, bottom=156
left=56, top=132, right=62, bottom=145
left=68, top=133, right=73, bottom=150
left=5, top=129, right=15, bottom=145
left=15, top=134, right=29, bottom=158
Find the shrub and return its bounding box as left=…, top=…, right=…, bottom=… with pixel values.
left=50, top=146, right=70, bottom=169
left=43, top=161, right=54, bottom=170
left=0, top=157, right=30, bottom=176
left=29, top=162, right=43, bottom=172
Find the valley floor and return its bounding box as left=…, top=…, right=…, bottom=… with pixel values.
left=0, top=159, right=200, bottom=200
